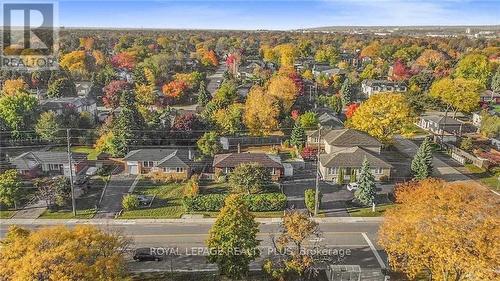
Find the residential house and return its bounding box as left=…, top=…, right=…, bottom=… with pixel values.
left=75, top=81, right=92, bottom=97
left=238, top=60, right=264, bottom=79
left=219, top=135, right=287, bottom=151
left=40, top=96, right=98, bottom=118
left=312, top=64, right=347, bottom=78
left=213, top=153, right=284, bottom=181
left=123, top=149, right=194, bottom=179
left=322, top=128, right=382, bottom=154
left=318, top=112, right=344, bottom=129
left=319, top=147, right=392, bottom=182
left=361, top=79, right=407, bottom=98
left=11, top=151, right=87, bottom=178
left=480, top=90, right=500, bottom=104
left=418, top=115, right=463, bottom=136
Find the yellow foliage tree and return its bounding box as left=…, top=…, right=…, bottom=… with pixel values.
left=360, top=41, right=381, bottom=58
left=379, top=179, right=499, bottom=281
left=2, top=78, right=27, bottom=96
left=274, top=44, right=298, bottom=67
left=60, top=50, right=88, bottom=75
left=79, top=37, right=94, bottom=50
left=429, top=77, right=482, bottom=115
left=0, top=225, right=129, bottom=281
left=349, top=93, right=414, bottom=143
left=244, top=86, right=279, bottom=135
left=267, top=75, right=298, bottom=113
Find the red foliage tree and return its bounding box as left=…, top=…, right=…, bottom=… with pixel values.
left=162, top=80, right=188, bottom=100
left=103, top=80, right=130, bottom=109
left=172, top=113, right=204, bottom=138
left=300, top=146, right=318, bottom=161
left=288, top=71, right=304, bottom=95
left=345, top=103, right=360, bottom=118
left=291, top=110, right=300, bottom=120
left=392, top=59, right=410, bottom=81
left=111, top=52, right=136, bottom=70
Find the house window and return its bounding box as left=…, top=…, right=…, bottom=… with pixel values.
left=372, top=168, right=383, bottom=175
left=176, top=167, right=185, bottom=173
left=49, top=164, right=62, bottom=171
left=143, top=161, right=154, bottom=167
left=328, top=167, right=338, bottom=175
left=270, top=168, right=277, bottom=175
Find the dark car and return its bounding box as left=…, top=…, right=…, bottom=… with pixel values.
left=133, top=248, right=162, bottom=261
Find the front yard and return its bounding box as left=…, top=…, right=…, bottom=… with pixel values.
left=39, top=177, right=105, bottom=219
left=465, top=164, right=499, bottom=191
left=119, top=178, right=286, bottom=219
left=347, top=203, right=394, bottom=217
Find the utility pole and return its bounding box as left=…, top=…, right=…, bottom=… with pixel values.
left=314, top=126, right=322, bottom=216
left=66, top=129, right=76, bottom=216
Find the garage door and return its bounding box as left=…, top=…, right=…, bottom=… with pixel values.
left=129, top=165, right=138, bottom=175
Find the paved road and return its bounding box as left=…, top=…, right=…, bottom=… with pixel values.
left=0, top=220, right=386, bottom=278
left=94, top=175, right=136, bottom=218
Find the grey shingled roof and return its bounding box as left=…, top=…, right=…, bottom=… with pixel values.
left=40, top=96, right=96, bottom=110
left=323, top=129, right=381, bottom=147
left=11, top=151, right=87, bottom=169
left=124, top=149, right=192, bottom=168
left=422, top=115, right=462, bottom=125
left=213, top=153, right=282, bottom=169
left=320, top=147, right=392, bottom=168
left=362, top=79, right=407, bottom=87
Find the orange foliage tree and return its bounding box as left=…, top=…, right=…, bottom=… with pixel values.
left=162, top=80, right=188, bottom=99
left=379, top=179, right=499, bottom=281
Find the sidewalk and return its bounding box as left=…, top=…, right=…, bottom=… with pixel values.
left=10, top=200, right=46, bottom=219
left=1, top=216, right=384, bottom=225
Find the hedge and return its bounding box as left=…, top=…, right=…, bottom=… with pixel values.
left=183, top=193, right=287, bottom=212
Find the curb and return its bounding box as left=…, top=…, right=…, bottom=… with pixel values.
left=1, top=217, right=383, bottom=225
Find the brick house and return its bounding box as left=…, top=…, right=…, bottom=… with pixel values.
left=123, top=149, right=194, bottom=180
left=212, top=153, right=284, bottom=181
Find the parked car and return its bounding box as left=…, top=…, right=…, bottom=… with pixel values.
left=347, top=182, right=358, bottom=191
left=85, top=167, right=98, bottom=176
left=133, top=248, right=162, bottom=261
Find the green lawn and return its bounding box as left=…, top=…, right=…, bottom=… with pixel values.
left=191, top=210, right=284, bottom=218
left=39, top=178, right=105, bottom=219
left=465, top=164, right=500, bottom=191
left=404, top=123, right=429, bottom=138
left=120, top=180, right=185, bottom=219
left=0, top=210, right=15, bottom=219
left=347, top=203, right=394, bottom=217
left=50, top=146, right=99, bottom=160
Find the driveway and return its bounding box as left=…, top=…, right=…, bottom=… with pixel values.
left=94, top=175, right=136, bottom=218
left=393, top=136, right=470, bottom=182
left=283, top=180, right=394, bottom=217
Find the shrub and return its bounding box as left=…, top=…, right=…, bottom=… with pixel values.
left=228, top=163, right=271, bottom=194
left=379, top=175, right=389, bottom=183
left=122, top=194, right=139, bottom=210
left=183, top=175, right=200, bottom=198
left=183, top=193, right=287, bottom=212
left=300, top=146, right=317, bottom=161
left=304, top=189, right=322, bottom=213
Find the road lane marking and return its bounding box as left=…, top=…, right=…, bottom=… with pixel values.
left=362, top=232, right=386, bottom=269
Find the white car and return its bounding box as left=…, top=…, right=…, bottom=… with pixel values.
left=347, top=182, right=358, bottom=191
left=85, top=167, right=99, bottom=176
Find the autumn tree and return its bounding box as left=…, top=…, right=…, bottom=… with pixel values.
left=162, top=80, right=188, bottom=100
left=479, top=111, right=500, bottom=138
left=263, top=210, right=321, bottom=280
left=0, top=170, right=23, bottom=208
left=197, top=131, right=221, bottom=157
left=244, top=86, right=279, bottom=135
left=491, top=66, right=500, bottom=94
left=2, top=78, right=27, bottom=96
left=345, top=103, right=360, bottom=118
left=103, top=80, right=130, bottom=109
left=410, top=138, right=433, bottom=180
left=35, top=111, right=61, bottom=142
left=360, top=41, right=381, bottom=58
left=229, top=163, right=271, bottom=194
left=47, top=78, right=77, bottom=98
left=207, top=194, right=260, bottom=279
left=111, top=51, right=136, bottom=70
left=318, top=94, right=343, bottom=114
left=454, top=53, right=492, bottom=87
left=59, top=50, right=90, bottom=76
left=213, top=103, right=244, bottom=135
left=314, top=45, right=339, bottom=66
left=349, top=93, right=414, bottom=143
left=0, top=225, right=129, bottom=280
left=0, top=92, right=38, bottom=136
left=268, top=75, right=298, bottom=113
left=429, top=77, right=482, bottom=115
left=415, top=49, right=447, bottom=69
left=172, top=113, right=204, bottom=138
left=379, top=179, right=499, bottom=281
left=297, top=111, right=319, bottom=129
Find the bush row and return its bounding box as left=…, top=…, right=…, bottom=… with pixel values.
left=183, top=193, right=287, bottom=212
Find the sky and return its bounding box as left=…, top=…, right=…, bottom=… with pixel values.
left=57, top=0, right=500, bottom=30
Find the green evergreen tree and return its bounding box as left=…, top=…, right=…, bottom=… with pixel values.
left=111, top=90, right=143, bottom=157
left=411, top=138, right=433, bottom=180
left=340, top=78, right=352, bottom=106
left=207, top=194, right=260, bottom=279
left=491, top=67, right=500, bottom=94
left=355, top=158, right=376, bottom=207
left=289, top=122, right=306, bottom=148
left=197, top=80, right=211, bottom=106
left=350, top=169, right=357, bottom=183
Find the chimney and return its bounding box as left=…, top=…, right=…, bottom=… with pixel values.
left=188, top=149, right=193, bottom=160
